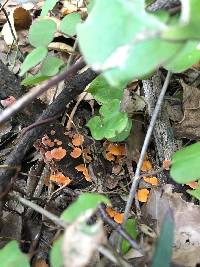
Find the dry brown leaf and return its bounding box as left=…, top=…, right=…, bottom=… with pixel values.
left=70, top=147, right=82, bottom=158
left=145, top=185, right=200, bottom=267
left=72, top=133, right=84, bottom=147
left=50, top=172, right=71, bottom=185
left=174, top=81, right=200, bottom=139
left=137, top=188, right=150, bottom=202
left=14, top=7, right=31, bottom=30
left=75, top=164, right=91, bottom=182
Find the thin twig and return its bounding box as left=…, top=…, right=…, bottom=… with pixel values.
left=98, top=204, right=139, bottom=250
left=11, top=194, right=67, bottom=228
left=123, top=71, right=172, bottom=223
left=0, top=58, right=85, bottom=124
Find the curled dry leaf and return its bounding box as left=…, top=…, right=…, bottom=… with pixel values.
left=72, top=133, right=84, bottom=147
left=61, top=1, right=78, bottom=16
left=50, top=172, right=71, bottom=186
left=137, top=189, right=150, bottom=202
left=143, top=176, right=158, bottom=186
left=75, top=164, right=92, bottom=182
left=70, top=147, right=82, bottom=158
left=33, top=259, right=49, bottom=267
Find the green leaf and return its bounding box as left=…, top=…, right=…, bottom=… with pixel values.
left=21, top=73, right=49, bottom=86
left=50, top=236, right=64, bottom=267
left=121, top=219, right=138, bottom=255
left=29, top=19, right=56, bottom=47
left=87, top=0, right=96, bottom=13
left=151, top=210, right=174, bottom=267
left=60, top=13, right=81, bottom=36
left=77, top=0, right=182, bottom=86
left=61, top=193, right=110, bottom=223
left=40, top=56, right=64, bottom=76
left=170, top=142, right=200, bottom=183
left=187, top=187, right=200, bottom=200
left=163, top=0, right=200, bottom=40
left=20, top=47, right=48, bottom=76
left=86, top=116, right=105, bottom=140
left=87, top=99, right=132, bottom=141
left=164, top=41, right=200, bottom=72
left=87, top=75, right=124, bottom=104
left=41, top=0, right=59, bottom=16
left=0, top=241, right=30, bottom=267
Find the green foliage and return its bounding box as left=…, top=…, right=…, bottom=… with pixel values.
left=0, top=241, right=30, bottom=267
left=77, top=0, right=200, bottom=86
left=21, top=73, right=49, bottom=86
left=187, top=186, right=200, bottom=200
left=87, top=99, right=132, bottom=141
left=40, top=56, right=64, bottom=76
left=41, top=0, right=59, bottom=16
left=87, top=76, right=131, bottom=142
left=20, top=47, right=47, bottom=76
left=61, top=193, right=110, bottom=223
left=87, top=75, right=124, bottom=104
left=151, top=210, right=174, bottom=267
left=164, top=41, right=200, bottom=72
left=163, top=0, right=200, bottom=40
left=28, top=19, right=56, bottom=47
left=60, top=13, right=82, bottom=36
left=170, top=142, right=200, bottom=183
left=121, top=219, right=138, bottom=255
left=50, top=237, right=64, bottom=267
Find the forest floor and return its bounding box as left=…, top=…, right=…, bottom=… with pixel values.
left=0, top=1, right=200, bottom=267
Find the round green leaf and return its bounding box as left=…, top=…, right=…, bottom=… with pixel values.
left=20, top=47, right=48, bottom=76
left=170, top=142, right=200, bottom=183
left=60, top=13, right=81, bottom=36
left=21, top=73, right=49, bottom=86
left=0, top=241, right=30, bottom=267
left=29, top=19, right=56, bottom=47
left=87, top=116, right=105, bottom=140
left=40, top=56, right=64, bottom=76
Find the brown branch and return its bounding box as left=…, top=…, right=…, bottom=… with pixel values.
left=0, top=68, right=97, bottom=195
left=0, top=58, right=85, bottom=124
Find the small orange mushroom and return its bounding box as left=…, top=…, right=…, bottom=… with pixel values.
left=72, top=133, right=84, bottom=147
left=137, top=189, right=150, bottom=202
left=50, top=171, right=71, bottom=185
left=50, top=147, right=67, bottom=160
left=70, top=147, right=82, bottom=158
left=75, top=164, right=92, bottom=182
